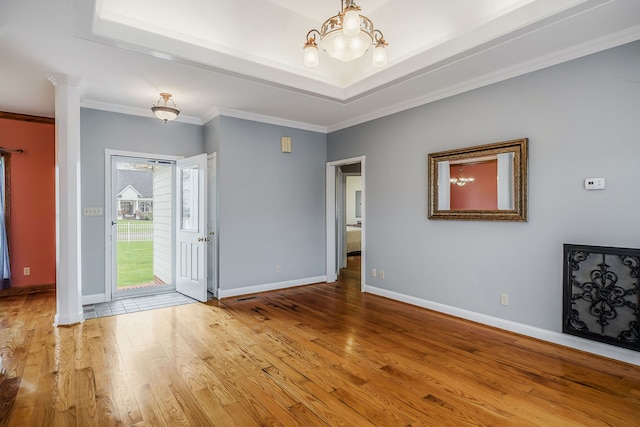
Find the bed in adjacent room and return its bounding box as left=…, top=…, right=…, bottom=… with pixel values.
left=346, top=225, right=361, bottom=255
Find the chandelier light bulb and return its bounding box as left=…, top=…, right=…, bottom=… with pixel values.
left=372, top=44, right=387, bottom=67
left=304, top=44, right=319, bottom=67
left=342, top=9, right=360, bottom=37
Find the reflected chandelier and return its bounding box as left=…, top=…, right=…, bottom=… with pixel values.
left=450, top=166, right=475, bottom=187
left=151, top=93, right=180, bottom=123
left=303, top=0, right=388, bottom=68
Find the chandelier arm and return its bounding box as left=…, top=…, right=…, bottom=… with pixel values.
left=374, top=29, right=388, bottom=46
left=306, top=29, right=320, bottom=40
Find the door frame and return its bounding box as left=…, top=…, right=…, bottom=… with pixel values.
left=336, top=167, right=345, bottom=271
left=104, top=149, right=182, bottom=302
left=207, top=153, right=219, bottom=298
left=326, top=156, right=365, bottom=291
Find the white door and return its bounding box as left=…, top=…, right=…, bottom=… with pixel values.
left=176, top=153, right=208, bottom=302
left=206, top=154, right=217, bottom=297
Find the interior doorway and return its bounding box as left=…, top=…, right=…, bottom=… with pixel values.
left=326, top=156, right=365, bottom=291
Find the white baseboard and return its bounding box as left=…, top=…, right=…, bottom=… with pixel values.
left=364, top=284, right=640, bottom=367
left=218, top=276, right=327, bottom=299
left=82, top=293, right=108, bottom=305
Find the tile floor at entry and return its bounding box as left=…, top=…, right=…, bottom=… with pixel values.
left=83, top=292, right=199, bottom=319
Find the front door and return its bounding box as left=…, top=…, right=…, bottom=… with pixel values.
left=175, top=153, right=208, bottom=302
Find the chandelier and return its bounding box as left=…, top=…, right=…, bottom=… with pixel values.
left=151, top=93, right=180, bottom=123
left=450, top=166, right=475, bottom=187
left=303, top=0, right=388, bottom=68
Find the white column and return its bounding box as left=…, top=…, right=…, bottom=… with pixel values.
left=49, top=74, right=84, bottom=326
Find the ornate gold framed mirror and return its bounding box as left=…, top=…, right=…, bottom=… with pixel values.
left=428, top=138, right=528, bottom=221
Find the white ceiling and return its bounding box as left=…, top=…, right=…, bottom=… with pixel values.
left=1, top=0, right=639, bottom=132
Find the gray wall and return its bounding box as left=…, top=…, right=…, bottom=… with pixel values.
left=328, top=41, right=640, bottom=333
left=81, top=109, right=203, bottom=296
left=205, top=116, right=326, bottom=291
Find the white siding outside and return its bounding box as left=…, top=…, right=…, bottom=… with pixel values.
left=153, top=165, right=173, bottom=284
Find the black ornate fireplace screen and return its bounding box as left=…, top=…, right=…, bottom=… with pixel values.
left=563, top=244, right=640, bottom=351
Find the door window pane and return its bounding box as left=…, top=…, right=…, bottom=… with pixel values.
left=181, top=166, right=199, bottom=231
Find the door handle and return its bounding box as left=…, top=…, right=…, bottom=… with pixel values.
left=198, top=237, right=211, bottom=242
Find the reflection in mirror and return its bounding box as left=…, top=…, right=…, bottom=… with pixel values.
left=437, top=153, right=514, bottom=210
left=428, top=138, right=527, bottom=221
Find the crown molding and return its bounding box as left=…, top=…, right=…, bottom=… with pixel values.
left=327, top=24, right=640, bottom=133
left=81, top=100, right=326, bottom=132
left=207, top=107, right=327, bottom=134
left=81, top=99, right=203, bottom=125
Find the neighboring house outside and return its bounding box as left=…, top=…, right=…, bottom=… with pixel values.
left=116, top=169, right=153, bottom=220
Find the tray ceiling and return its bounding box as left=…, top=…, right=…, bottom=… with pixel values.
left=0, top=0, right=639, bottom=131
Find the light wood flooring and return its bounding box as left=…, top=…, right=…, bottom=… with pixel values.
left=1, top=256, right=640, bottom=426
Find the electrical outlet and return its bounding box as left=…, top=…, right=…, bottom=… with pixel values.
left=379, top=269, right=384, bottom=280
left=24, top=267, right=31, bottom=276
left=371, top=268, right=376, bottom=278
left=276, top=265, right=281, bottom=273
left=500, top=293, right=509, bottom=306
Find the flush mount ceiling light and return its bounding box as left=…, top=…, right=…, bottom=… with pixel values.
left=303, top=0, right=388, bottom=68
left=151, top=92, right=180, bottom=123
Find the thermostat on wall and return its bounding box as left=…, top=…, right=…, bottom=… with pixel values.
left=584, top=178, right=605, bottom=190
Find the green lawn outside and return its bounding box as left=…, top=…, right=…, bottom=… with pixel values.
left=117, top=241, right=154, bottom=288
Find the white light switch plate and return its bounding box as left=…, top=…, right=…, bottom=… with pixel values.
left=83, top=207, right=103, bottom=216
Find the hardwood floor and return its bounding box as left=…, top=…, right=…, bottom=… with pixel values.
left=2, top=259, right=640, bottom=426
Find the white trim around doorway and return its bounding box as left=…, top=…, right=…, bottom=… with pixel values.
left=103, top=149, right=183, bottom=304
left=326, top=155, right=365, bottom=292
